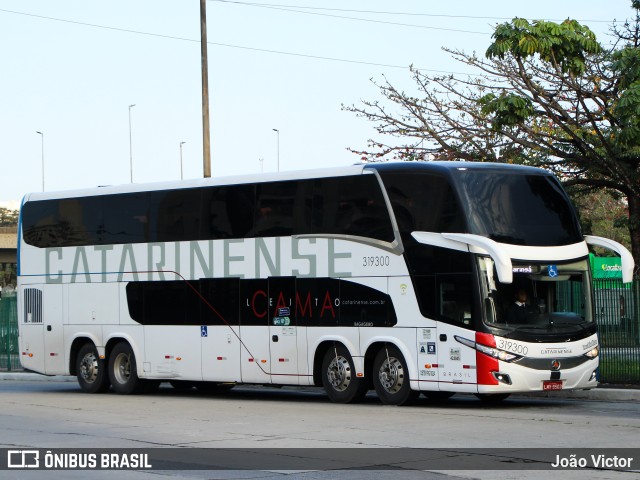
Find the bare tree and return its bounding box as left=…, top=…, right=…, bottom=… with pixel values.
left=345, top=4, right=640, bottom=268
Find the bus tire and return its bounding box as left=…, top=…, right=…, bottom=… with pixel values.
left=321, top=345, right=367, bottom=403
left=76, top=343, right=110, bottom=394
left=109, top=342, right=143, bottom=395
left=373, top=346, right=418, bottom=406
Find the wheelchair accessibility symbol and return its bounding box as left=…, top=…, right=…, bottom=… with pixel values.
left=201, top=326, right=208, bottom=337
left=548, top=265, right=558, bottom=278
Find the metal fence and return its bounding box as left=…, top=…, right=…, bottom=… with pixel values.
left=0, top=280, right=639, bottom=383
left=0, top=292, right=18, bottom=371
left=593, top=278, right=640, bottom=384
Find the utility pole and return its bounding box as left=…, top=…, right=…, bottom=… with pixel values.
left=180, top=141, right=186, bottom=180
left=36, top=131, right=44, bottom=191
left=200, top=0, right=211, bottom=178
left=128, top=104, right=136, bottom=183
left=272, top=128, right=280, bottom=172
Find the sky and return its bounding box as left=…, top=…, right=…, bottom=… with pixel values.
left=0, top=0, right=635, bottom=210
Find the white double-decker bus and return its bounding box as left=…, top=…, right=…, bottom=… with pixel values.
left=17, top=162, right=634, bottom=404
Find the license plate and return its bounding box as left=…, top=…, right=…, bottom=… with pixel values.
left=543, top=380, right=563, bottom=391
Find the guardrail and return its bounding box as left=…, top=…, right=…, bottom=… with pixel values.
left=594, top=278, right=640, bottom=384
left=0, top=293, right=18, bottom=371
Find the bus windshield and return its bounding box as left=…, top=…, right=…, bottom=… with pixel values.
left=479, top=258, right=593, bottom=336
left=454, top=171, right=582, bottom=246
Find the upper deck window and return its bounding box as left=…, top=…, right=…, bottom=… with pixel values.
left=379, top=172, right=465, bottom=234
left=21, top=174, right=394, bottom=248
left=454, top=171, right=582, bottom=246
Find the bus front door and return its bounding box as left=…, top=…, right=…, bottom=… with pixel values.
left=436, top=324, right=477, bottom=393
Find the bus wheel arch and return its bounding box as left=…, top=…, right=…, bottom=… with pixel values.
left=318, top=341, right=368, bottom=403
left=107, top=340, right=158, bottom=395
left=371, top=343, right=418, bottom=406
left=72, top=339, right=110, bottom=394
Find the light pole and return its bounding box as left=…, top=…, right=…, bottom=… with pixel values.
left=180, top=141, right=186, bottom=180
left=36, top=131, right=44, bottom=191
left=272, top=128, right=280, bottom=172
left=128, top=104, right=136, bottom=183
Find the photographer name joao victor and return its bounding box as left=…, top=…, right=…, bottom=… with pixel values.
left=551, top=453, right=634, bottom=469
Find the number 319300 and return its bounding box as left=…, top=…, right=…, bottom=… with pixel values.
left=362, top=256, right=390, bottom=267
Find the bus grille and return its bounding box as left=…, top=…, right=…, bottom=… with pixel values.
left=23, top=288, right=43, bottom=324
left=514, top=355, right=590, bottom=370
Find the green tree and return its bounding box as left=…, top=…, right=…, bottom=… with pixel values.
left=345, top=2, right=640, bottom=269
left=0, top=208, right=18, bottom=227
left=571, top=189, right=631, bottom=253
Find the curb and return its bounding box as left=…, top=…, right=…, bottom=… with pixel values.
left=0, top=372, right=76, bottom=382
left=514, top=387, right=640, bottom=402
left=1, top=372, right=639, bottom=401
left=514, top=388, right=640, bottom=402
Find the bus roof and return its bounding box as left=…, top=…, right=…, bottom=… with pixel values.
left=23, top=161, right=551, bottom=203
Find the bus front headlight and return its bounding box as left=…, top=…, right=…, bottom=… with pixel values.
left=584, top=346, right=599, bottom=359
left=475, top=343, right=521, bottom=362
left=455, top=335, right=521, bottom=362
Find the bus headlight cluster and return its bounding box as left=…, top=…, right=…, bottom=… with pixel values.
left=475, top=343, right=521, bottom=362
left=584, top=346, right=599, bottom=359
left=454, top=335, right=521, bottom=363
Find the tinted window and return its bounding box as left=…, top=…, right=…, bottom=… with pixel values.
left=339, top=279, right=397, bottom=327
left=252, top=181, right=312, bottom=237
left=203, top=185, right=255, bottom=239
left=200, top=278, right=240, bottom=326
left=314, top=175, right=394, bottom=241
left=379, top=172, right=465, bottom=234
left=126, top=280, right=201, bottom=325
left=156, top=189, right=203, bottom=242
left=406, top=246, right=478, bottom=325
left=455, top=172, right=582, bottom=246
left=127, top=277, right=397, bottom=328
left=22, top=175, right=394, bottom=248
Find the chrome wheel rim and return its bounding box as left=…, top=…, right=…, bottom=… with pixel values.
left=327, top=355, right=352, bottom=392
left=379, top=356, right=405, bottom=394
left=79, top=352, right=98, bottom=384
left=113, top=352, right=131, bottom=385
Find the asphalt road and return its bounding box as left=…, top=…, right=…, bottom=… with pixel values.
left=0, top=380, right=639, bottom=480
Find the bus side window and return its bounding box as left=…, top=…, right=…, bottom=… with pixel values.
left=313, top=176, right=394, bottom=242
left=203, top=185, right=256, bottom=239
left=155, top=189, right=203, bottom=242
left=437, top=275, right=473, bottom=326
left=252, top=180, right=312, bottom=237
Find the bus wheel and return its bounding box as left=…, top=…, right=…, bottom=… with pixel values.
left=475, top=393, right=510, bottom=403
left=109, top=342, right=143, bottom=395
left=373, top=346, right=418, bottom=406
left=76, top=343, right=110, bottom=393
left=321, top=345, right=367, bottom=403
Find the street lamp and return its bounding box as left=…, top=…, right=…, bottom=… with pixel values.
left=128, top=104, right=136, bottom=183
left=272, top=128, right=280, bottom=172
left=36, top=131, right=44, bottom=191
left=180, top=141, right=186, bottom=180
